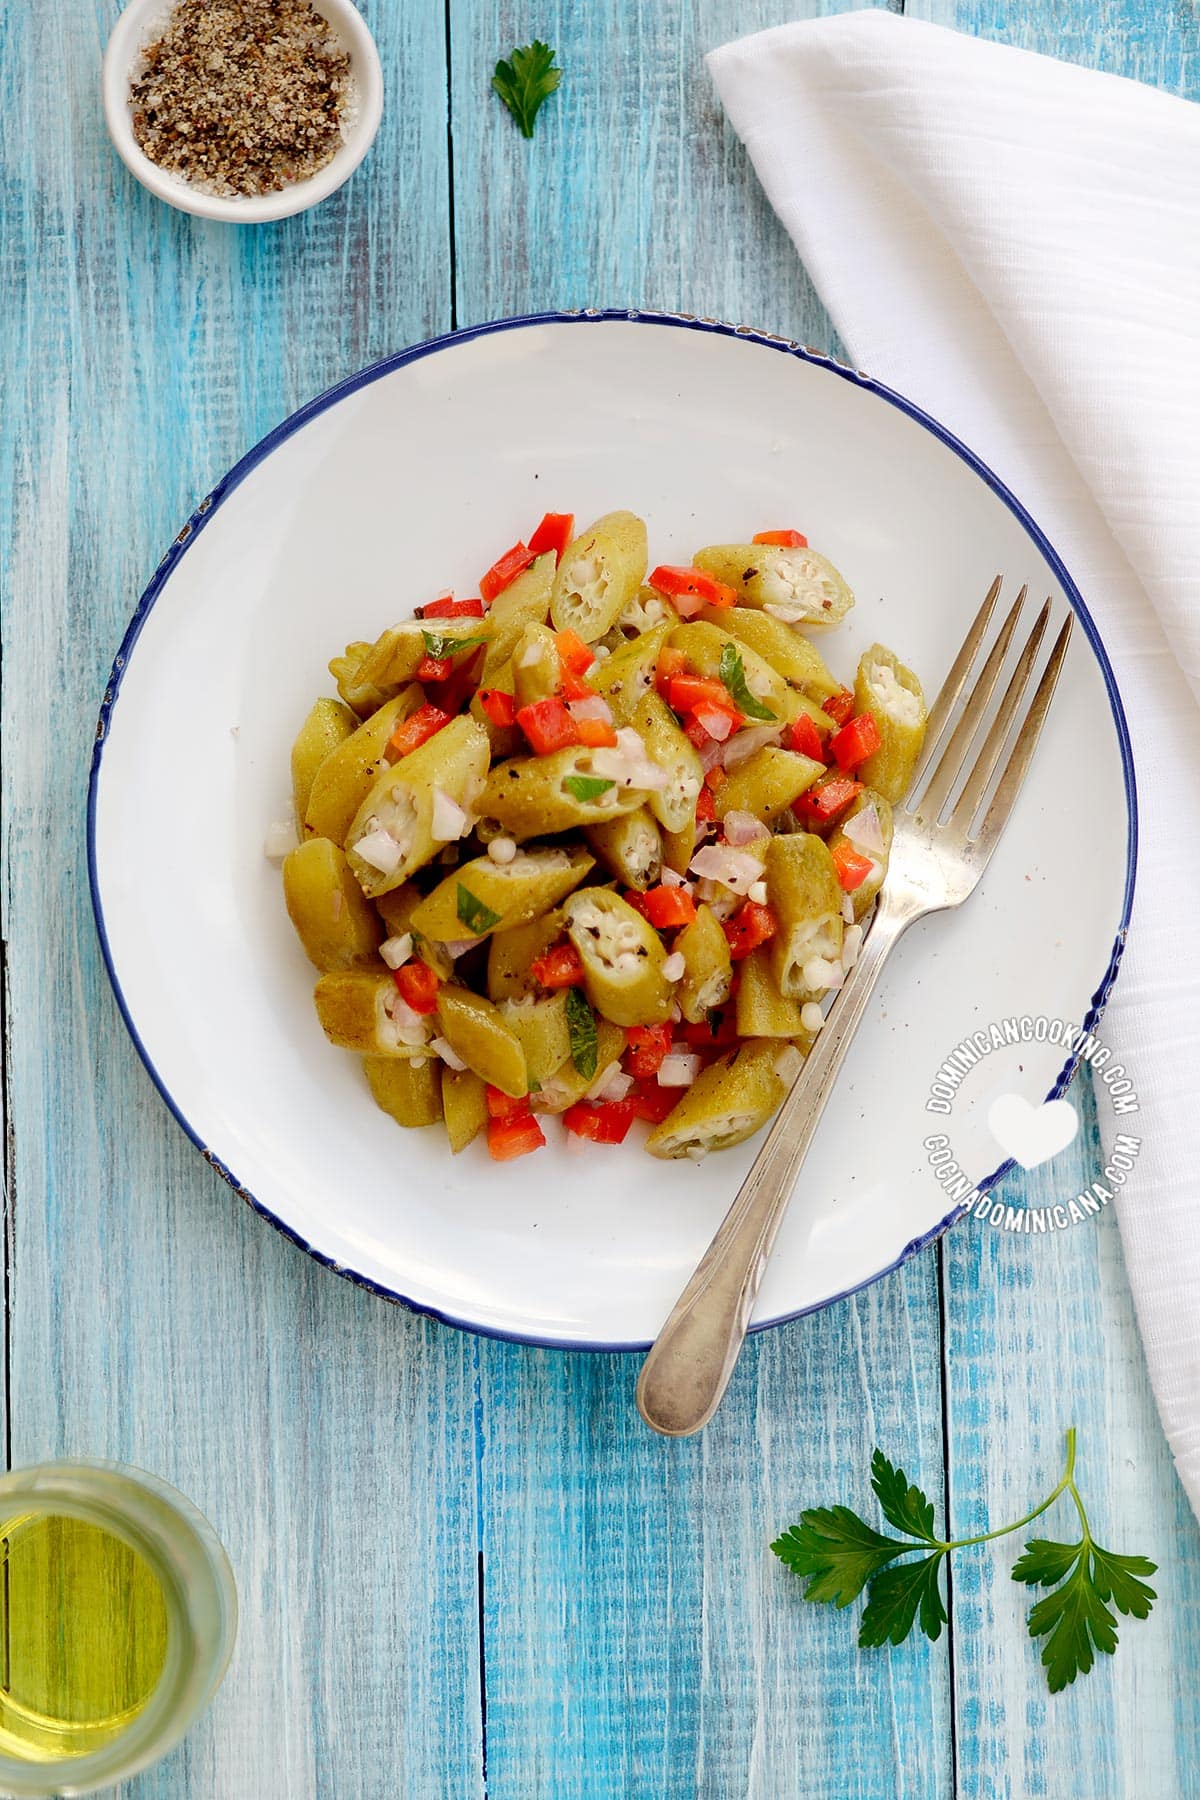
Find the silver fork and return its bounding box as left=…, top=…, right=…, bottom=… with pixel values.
left=636, top=580, right=1073, bottom=1437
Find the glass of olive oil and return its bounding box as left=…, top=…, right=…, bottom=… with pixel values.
left=0, top=1463, right=236, bottom=1796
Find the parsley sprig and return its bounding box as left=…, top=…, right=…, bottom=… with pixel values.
left=420, top=628, right=488, bottom=661
left=493, top=41, right=562, bottom=140
left=566, top=986, right=597, bottom=1080
left=456, top=884, right=502, bottom=935
left=719, top=643, right=776, bottom=723
left=772, top=1431, right=1156, bottom=1692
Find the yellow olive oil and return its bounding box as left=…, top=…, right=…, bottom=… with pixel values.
left=0, top=1512, right=168, bottom=1763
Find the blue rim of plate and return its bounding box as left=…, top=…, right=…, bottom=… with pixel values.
left=87, top=308, right=1139, bottom=1353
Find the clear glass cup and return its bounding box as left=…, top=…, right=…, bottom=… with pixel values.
left=0, top=1461, right=237, bottom=1797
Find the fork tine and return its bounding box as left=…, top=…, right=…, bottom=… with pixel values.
left=950, top=600, right=1051, bottom=833
left=907, top=575, right=1002, bottom=795
left=971, top=614, right=1074, bottom=862
left=910, top=583, right=1027, bottom=821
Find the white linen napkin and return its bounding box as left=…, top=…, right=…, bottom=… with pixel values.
left=709, top=11, right=1200, bottom=1516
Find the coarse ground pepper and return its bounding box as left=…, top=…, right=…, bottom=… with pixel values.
left=129, top=0, right=353, bottom=198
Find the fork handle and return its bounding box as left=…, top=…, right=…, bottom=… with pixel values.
left=636, top=904, right=909, bottom=1437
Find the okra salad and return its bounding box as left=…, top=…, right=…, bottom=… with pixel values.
left=274, top=510, right=928, bottom=1164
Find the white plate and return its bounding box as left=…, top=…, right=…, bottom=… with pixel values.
left=89, top=314, right=1136, bottom=1349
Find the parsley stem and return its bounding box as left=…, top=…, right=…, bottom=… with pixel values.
left=934, top=1428, right=1078, bottom=1552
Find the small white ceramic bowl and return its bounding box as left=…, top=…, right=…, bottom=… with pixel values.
left=102, top=0, right=383, bottom=223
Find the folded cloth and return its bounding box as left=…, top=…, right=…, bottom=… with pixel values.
left=709, top=11, right=1200, bottom=1515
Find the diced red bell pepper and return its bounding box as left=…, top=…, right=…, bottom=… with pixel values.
left=796, top=773, right=864, bottom=827
left=516, top=695, right=580, bottom=755
left=487, top=1113, right=546, bottom=1161
left=528, top=511, right=575, bottom=563
left=420, top=597, right=485, bottom=619
left=683, top=715, right=713, bottom=751
left=639, top=886, right=697, bottom=931
left=558, top=668, right=595, bottom=703
left=830, top=710, right=882, bottom=773
left=416, top=654, right=453, bottom=683
left=723, top=900, right=778, bottom=961
left=437, top=647, right=487, bottom=716
left=393, top=961, right=440, bottom=1014
left=478, top=688, right=517, bottom=728
left=389, top=703, right=453, bottom=759
left=695, top=705, right=740, bottom=741
left=823, top=687, right=856, bottom=728
left=831, top=842, right=874, bottom=893
left=656, top=646, right=689, bottom=695
left=695, top=785, right=716, bottom=823
left=562, top=1099, right=636, bottom=1145
left=786, top=713, right=826, bottom=762
left=531, top=943, right=587, bottom=989
left=627, top=1079, right=682, bottom=1124
left=680, top=1010, right=740, bottom=1050
left=480, top=541, right=537, bottom=603
left=624, top=1022, right=673, bottom=1080
left=554, top=629, right=595, bottom=677
left=648, top=565, right=739, bottom=611
left=574, top=718, right=618, bottom=748
left=667, top=673, right=738, bottom=719
left=703, top=764, right=726, bottom=792
left=752, top=529, right=808, bottom=548
left=485, top=1085, right=530, bottom=1120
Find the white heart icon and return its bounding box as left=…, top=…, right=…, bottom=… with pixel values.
left=987, top=1092, right=1079, bottom=1170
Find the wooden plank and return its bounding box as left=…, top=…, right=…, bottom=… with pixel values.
left=473, top=1274, right=950, bottom=1800
left=0, top=3, right=485, bottom=1794
left=938, top=1079, right=1200, bottom=1799
left=449, top=2, right=951, bottom=1794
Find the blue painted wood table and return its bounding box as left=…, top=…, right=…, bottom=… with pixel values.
left=4, top=2, right=1199, bottom=1795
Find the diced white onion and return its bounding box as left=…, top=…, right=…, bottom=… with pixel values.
left=800, top=1002, right=825, bottom=1033
left=430, top=1036, right=468, bottom=1071
left=841, top=923, right=864, bottom=972
left=658, top=1052, right=702, bottom=1087
left=431, top=788, right=471, bottom=843
left=748, top=880, right=769, bottom=906
left=721, top=724, right=781, bottom=770
left=587, top=1065, right=633, bottom=1104
left=568, top=695, right=613, bottom=725
left=699, top=736, right=725, bottom=773
left=661, top=867, right=687, bottom=889
left=387, top=992, right=427, bottom=1034
left=615, top=727, right=645, bottom=758
left=774, top=1045, right=804, bottom=1086
left=662, top=952, right=686, bottom=982
left=263, top=819, right=299, bottom=861
left=842, top=804, right=885, bottom=859
left=695, top=879, right=739, bottom=921
left=841, top=895, right=856, bottom=924
left=695, top=706, right=734, bottom=742
left=669, top=1002, right=683, bottom=1024
left=723, top=810, right=762, bottom=848
left=487, top=836, right=518, bottom=864
left=379, top=933, right=414, bottom=970
left=689, top=844, right=765, bottom=895
left=444, top=938, right=478, bottom=959
left=353, top=828, right=404, bottom=874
